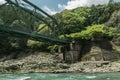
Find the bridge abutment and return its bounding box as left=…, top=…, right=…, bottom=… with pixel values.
left=59, top=41, right=82, bottom=63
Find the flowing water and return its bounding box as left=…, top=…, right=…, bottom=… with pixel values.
left=0, top=72, right=120, bottom=80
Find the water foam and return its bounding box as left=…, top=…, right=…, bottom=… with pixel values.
left=19, top=77, right=31, bottom=80
left=86, top=76, right=96, bottom=79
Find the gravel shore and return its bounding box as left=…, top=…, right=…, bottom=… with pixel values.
left=0, top=52, right=120, bottom=73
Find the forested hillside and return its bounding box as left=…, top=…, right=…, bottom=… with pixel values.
left=54, top=2, right=120, bottom=41
left=0, top=2, right=120, bottom=53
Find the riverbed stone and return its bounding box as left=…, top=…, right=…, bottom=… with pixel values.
left=1, top=48, right=120, bottom=73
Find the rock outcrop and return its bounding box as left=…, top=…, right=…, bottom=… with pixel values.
left=82, top=41, right=120, bottom=61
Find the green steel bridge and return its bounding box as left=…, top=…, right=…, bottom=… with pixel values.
left=0, top=0, right=69, bottom=45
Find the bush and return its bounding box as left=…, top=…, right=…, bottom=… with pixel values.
left=47, top=45, right=59, bottom=53
left=68, top=24, right=115, bottom=40
left=27, top=40, right=49, bottom=51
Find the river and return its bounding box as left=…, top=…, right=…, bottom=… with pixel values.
left=0, top=72, right=120, bottom=80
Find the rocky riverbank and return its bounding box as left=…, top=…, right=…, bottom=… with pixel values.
left=0, top=51, right=120, bottom=73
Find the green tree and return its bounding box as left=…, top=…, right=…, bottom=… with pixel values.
left=61, top=10, right=84, bottom=34
left=105, top=10, right=120, bottom=29
left=109, top=0, right=114, bottom=4
left=86, top=2, right=120, bottom=25
left=105, top=10, right=120, bottom=41
left=68, top=24, right=114, bottom=40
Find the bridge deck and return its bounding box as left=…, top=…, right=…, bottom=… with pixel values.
left=0, top=25, right=69, bottom=45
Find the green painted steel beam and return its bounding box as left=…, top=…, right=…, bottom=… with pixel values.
left=22, top=0, right=56, bottom=22
left=3, top=0, right=68, bottom=44
left=22, top=0, right=67, bottom=38
left=0, top=25, right=69, bottom=45
left=5, top=0, right=66, bottom=38
left=5, top=0, right=56, bottom=33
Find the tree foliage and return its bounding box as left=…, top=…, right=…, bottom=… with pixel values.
left=68, top=24, right=115, bottom=40
left=60, top=7, right=90, bottom=34
left=86, top=2, right=120, bottom=25
left=106, top=10, right=120, bottom=41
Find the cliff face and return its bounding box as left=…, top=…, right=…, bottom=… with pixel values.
left=64, top=40, right=120, bottom=62
left=82, top=41, right=120, bottom=61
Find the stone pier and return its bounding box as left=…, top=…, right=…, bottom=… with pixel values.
left=64, top=41, right=82, bottom=63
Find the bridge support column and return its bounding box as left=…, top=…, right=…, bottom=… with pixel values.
left=70, top=40, right=75, bottom=50
left=64, top=41, right=81, bottom=63
left=58, top=46, right=62, bottom=53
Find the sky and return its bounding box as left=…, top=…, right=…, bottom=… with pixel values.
left=29, top=0, right=110, bottom=15
left=0, top=0, right=120, bottom=15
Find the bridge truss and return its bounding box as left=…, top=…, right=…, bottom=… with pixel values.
left=0, top=0, right=69, bottom=44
